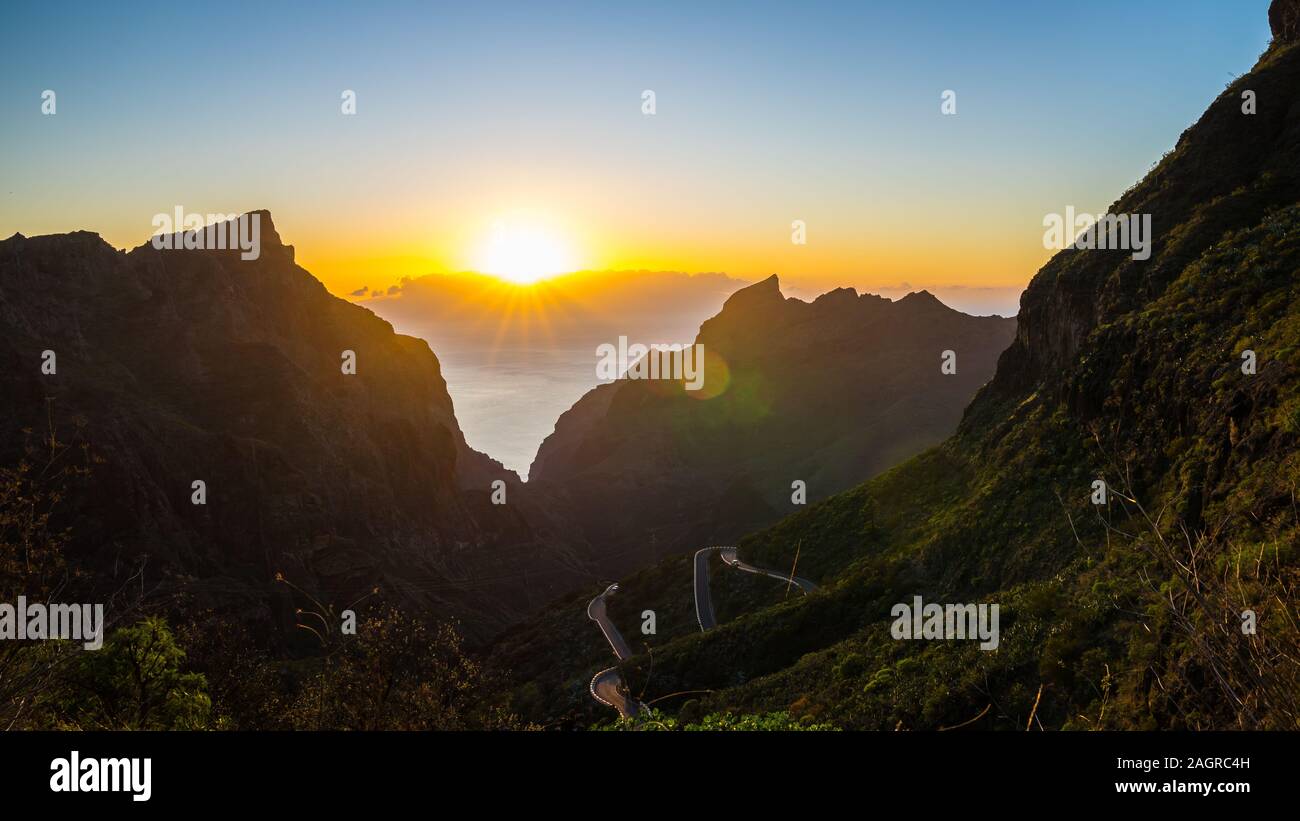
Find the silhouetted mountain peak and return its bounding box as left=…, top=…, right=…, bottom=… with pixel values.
left=120, top=209, right=293, bottom=263
left=896, top=288, right=956, bottom=316
left=720, top=273, right=782, bottom=309
left=811, top=286, right=860, bottom=308
left=247, top=208, right=282, bottom=243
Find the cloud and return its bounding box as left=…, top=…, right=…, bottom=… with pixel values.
left=349, top=285, right=369, bottom=297
left=387, top=284, right=401, bottom=295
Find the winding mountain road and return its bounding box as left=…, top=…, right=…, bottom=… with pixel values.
left=587, top=584, right=633, bottom=659
left=695, top=546, right=816, bottom=631
left=586, top=584, right=643, bottom=718
left=587, top=548, right=818, bottom=716
left=589, top=667, right=638, bottom=718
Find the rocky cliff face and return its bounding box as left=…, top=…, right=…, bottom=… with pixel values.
left=0, top=213, right=587, bottom=641
left=528, top=275, right=1016, bottom=575
left=985, top=34, right=1300, bottom=405
left=1274, top=0, right=1300, bottom=43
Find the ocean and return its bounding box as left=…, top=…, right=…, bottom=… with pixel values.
left=433, top=343, right=607, bottom=480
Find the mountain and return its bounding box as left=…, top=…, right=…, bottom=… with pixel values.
left=492, top=19, right=1300, bottom=729
left=525, top=275, right=1016, bottom=576
left=0, top=213, right=592, bottom=642
left=0, top=213, right=1009, bottom=652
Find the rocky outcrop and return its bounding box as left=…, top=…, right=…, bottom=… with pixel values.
left=1273, top=0, right=1300, bottom=43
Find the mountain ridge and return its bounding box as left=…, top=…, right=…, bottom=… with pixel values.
left=526, top=274, right=1016, bottom=578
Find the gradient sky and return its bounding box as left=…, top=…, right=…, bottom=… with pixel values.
left=0, top=0, right=1275, bottom=305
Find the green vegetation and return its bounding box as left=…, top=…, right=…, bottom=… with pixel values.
left=277, top=605, right=519, bottom=730
left=38, top=617, right=213, bottom=730
left=596, top=707, right=836, bottom=732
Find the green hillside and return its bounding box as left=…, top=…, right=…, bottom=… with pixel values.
left=493, top=37, right=1300, bottom=731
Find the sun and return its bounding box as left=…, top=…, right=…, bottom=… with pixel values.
left=475, top=219, right=577, bottom=285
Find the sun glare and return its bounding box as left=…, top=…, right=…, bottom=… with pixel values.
left=476, top=220, right=577, bottom=285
